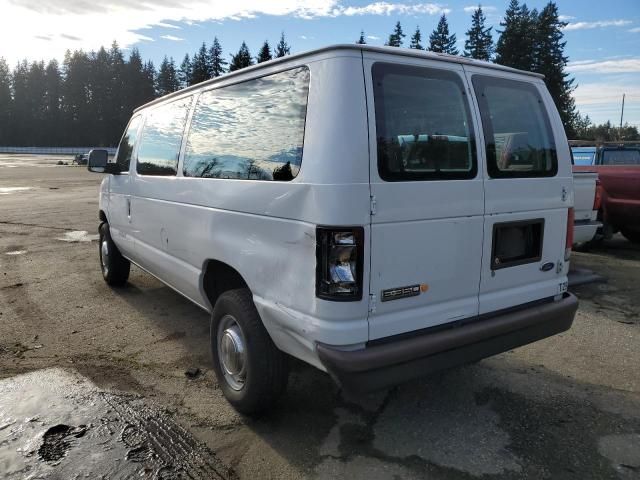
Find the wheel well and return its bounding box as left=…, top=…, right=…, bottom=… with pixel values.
left=99, top=210, right=107, bottom=222
left=202, top=260, right=249, bottom=309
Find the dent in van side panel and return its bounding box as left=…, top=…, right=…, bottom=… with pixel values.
left=154, top=198, right=370, bottom=350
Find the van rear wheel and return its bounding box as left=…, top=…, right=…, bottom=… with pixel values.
left=210, top=289, right=288, bottom=415
left=99, top=222, right=130, bottom=286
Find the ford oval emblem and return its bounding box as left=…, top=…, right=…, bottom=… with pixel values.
left=540, top=262, right=555, bottom=272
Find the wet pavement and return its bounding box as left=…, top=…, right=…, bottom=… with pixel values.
left=0, top=369, right=232, bottom=479
left=1, top=154, right=639, bottom=479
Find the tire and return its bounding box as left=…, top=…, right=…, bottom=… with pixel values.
left=210, top=288, right=288, bottom=415
left=621, top=229, right=640, bottom=245
left=99, top=222, right=130, bottom=286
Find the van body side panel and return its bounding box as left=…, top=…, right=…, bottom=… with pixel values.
left=462, top=67, right=573, bottom=314
left=125, top=53, right=372, bottom=367
left=364, top=53, right=485, bottom=340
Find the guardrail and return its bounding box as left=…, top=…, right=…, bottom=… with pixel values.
left=0, top=146, right=117, bottom=155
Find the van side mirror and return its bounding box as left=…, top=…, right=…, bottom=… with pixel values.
left=87, top=150, right=122, bottom=174
left=87, top=149, right=108, bottom=173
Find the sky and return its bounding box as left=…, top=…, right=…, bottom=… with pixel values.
left=1, top=0, right=639, bottom=127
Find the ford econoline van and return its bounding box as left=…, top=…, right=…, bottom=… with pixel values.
left=88, top=45, right=578, bottom=414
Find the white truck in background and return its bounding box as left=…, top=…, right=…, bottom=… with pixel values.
left=572, top=170, right=601, bottom=245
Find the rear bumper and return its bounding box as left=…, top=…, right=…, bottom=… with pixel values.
left=317, top=293, right=578, bottom=393
left=573, top=220, right=601, bottom=244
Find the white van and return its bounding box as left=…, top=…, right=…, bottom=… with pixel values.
left=88, top=45, right=578, bottom=414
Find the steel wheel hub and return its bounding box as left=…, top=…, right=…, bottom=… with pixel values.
left=218, top=315, right=246, bottom=391
left=101, top=239, right=109, bottom=275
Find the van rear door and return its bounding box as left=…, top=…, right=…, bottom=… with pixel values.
left=364, top=55, right=485, bottom=340
left=464, top=69, right=573, bottom=314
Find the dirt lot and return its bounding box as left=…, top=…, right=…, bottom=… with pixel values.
left=1, top=155, right=639, bottom=479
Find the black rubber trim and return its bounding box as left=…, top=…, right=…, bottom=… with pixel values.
left=317, top=293, right=578, bottom=393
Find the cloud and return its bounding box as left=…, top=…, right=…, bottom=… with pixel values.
left=629, top=27, right=640, bottom=33
left=564, top=19, right=632, bottom=31
left=155, top=22, right=182, bottom=29
left=0, top=1, right=451, bottom=63
left=367, top=35, right=380, bottom=40
left=567, top=58, right=640, bottom=74
left=463, top=5, right=496, bottom=14
left=160, top=34, right=184, bottom=41
left=336, top=2, right=449, bottom=16
left=558, top=15, right=575, bottom=21
left=573, top=79, right=640, bottom=126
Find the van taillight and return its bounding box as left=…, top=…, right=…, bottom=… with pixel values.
left=316, top=227, right=364, bottom=301
left=565, top=208, right=574, bottom=261
left=593, top=179, right=602, bottom=211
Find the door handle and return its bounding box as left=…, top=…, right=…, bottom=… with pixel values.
left=127, top=198, right=131, bottom=218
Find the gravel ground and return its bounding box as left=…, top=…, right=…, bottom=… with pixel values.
left=1, top=154, right=639, bottom=479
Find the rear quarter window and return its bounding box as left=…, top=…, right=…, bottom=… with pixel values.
left=372, top=63, right=477, bottom=181
left=472, top=76, right=557, bottom=178
left=182, top=67, right=310, bottom=181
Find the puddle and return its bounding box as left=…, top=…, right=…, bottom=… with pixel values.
left=5, top=250, right=26, bottom=256
left=56, top=231, right=99, bottom=243
left=0, top=368, right=231, bottom=479
left=0, top=187, right=32, bottom=194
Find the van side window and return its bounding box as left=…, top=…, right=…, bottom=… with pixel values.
left=183, top=67, right=310, bottom=181
left=472, top=76, right=557, bottom=178
left=372, top=63, right=477, bottom=181
left=136, top=97, right=192, bottom=176
left=115, top=115, right=142, bottom=172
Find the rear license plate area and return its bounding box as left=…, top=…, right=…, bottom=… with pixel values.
left=491, top=219, right=544, bottom=270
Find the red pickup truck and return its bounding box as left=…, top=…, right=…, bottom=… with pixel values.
left=573, top=144, right=640, bottom=244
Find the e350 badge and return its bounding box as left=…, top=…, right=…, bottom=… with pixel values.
left=381, top=284, right=427, bottom=302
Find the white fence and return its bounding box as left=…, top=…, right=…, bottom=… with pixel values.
left=0, top=146, right=117, bottom=155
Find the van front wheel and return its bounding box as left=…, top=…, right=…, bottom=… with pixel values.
left=210, top=289, right=288, bottom=415
left=99, top=222, right=130, bottom=286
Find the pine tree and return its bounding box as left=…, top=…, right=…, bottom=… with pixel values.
left=229, top=42, right=254, bottom=72
left=274, top=32, right=291, bottom=57
left=0, top=58, right=11, bottom=144
left=108, top=41, right=127, bottom=145
left=142, top=61, right=156, bottom=102
left=429, top=14, right=459, bottom=55
left=256, top=40, right=273, bottom=63
left=356, top=30, right=366, bottom=44
left=89, top=47, right=111, bottom=145
left=464, top=6, right=493, bottom=60
left=208, top=37, right=227, bottom=77
left=43, top=60, right=62, bottom=145
left=495, top=0, right=537, bottom=70
left=191, top=42, right=211, bottom=84
left=386, top=21, right=405, bottom=47
left=123, top=49, right=156, bottom=117
left=410, top=26, right=424, bottom=49
left=179, top=54, right=192, bottom=87
left=534, top=1, right=577, bottom=135
left=157, top=56, right=180, bottom=96
left=61, top=50, right=92, bottom=145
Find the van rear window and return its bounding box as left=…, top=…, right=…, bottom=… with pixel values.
left=372, top=63, right=477, bottom=181
left=472, top=76, right=557, bottom=178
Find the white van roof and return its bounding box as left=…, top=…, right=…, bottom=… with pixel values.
left=135, top=44, right=544, bottom=113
